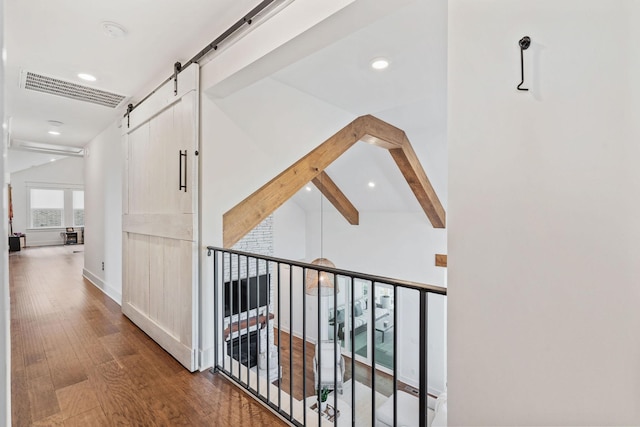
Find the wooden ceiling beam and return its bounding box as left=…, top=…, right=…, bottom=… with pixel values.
left=312, top=171, right=359, bottom=225
left=222, top=117, right=367, bottom=248
left=435, top=254, right=448, bottom=267
left=223, top=114, right=446, bottom=248
left=357, top=114, right=406, bottom=149
left=389, top=136, right=446, bottom=228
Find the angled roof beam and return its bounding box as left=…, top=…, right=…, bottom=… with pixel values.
left=223, top=117, right=366, bottom=248
left=223, top=114, right=446, bottom=248
left=312, top=171, right=359, bottom=225
left=389, top=136, right=446, bottom=228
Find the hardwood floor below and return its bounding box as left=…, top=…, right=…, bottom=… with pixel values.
left=9, top=246, right=286, bottom=426
left=273, top=330, right=398, bottom=401
left=10, top=246, right=409, bottom=426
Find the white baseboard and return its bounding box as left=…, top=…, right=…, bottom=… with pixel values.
left=27, top=240, right=64, bottom=247
left=278, top=325, right=316, bottom=344
left=83, top=268, right=122, bottom=305
left=199, top=346, right=215, bottom=371
left=398, top=373, right=444, bottom=397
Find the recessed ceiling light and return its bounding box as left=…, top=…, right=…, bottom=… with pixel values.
left=368, top=182, right=376, bottom=188
left=102, top=21, right=127, bottom=38
left=305, top=186, right=312, bottom=192
left=370, top=58, right=389, bottom=70
left=78, top=73, right=97, bottom=82
left=47, top=120, right=63, bottom=127
left=48, top=130, right=61, bottom=136
left=50, top=158, right=56, bottom=162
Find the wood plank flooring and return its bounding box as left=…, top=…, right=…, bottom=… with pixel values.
left=9, top=246, right=286, bottom=426
left=274, top=330, right=397, bottom=401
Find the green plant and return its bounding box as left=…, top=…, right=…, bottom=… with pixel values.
left=318, top=386, right=330, bottom=402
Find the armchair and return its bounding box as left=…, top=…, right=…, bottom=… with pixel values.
left=313, top=340, right=344, bottom=394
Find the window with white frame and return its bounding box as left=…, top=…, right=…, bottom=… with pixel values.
left=28, top=186, right=84, bottom=229
left=30, top=189, right=64, bottom=228
left=73, top=190, right=84, bottom=226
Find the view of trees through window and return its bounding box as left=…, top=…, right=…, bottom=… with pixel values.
left=73, top=190, right=84, bottom=226
left=30, top=189, right=64, bottom=228
left=29, top=188, right=84, bottom=228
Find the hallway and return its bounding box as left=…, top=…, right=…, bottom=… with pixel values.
left=9, top=246, right=284, bottom=426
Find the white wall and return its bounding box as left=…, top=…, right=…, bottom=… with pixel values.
left=273, top=264, right=312, bottom=341
left=273, top=199, right=307, bottom=261
left=199, top=76, right=355, bottom=366
left=271, top=201, right=307, bottom=340
left=83, top=122, right=123, bottom=303
left=1, top=153, right=8, bottom=427
left=1, top=0, right=10, bottom=419
left=449, top=1, right=640, bottom=425
left=306, top=211, right=446, bottom=284
left=200, top=93, right=286, bottom=366
left=9, top=157, right=83, bottom=246
left=7, top=150, right=67, bottom=175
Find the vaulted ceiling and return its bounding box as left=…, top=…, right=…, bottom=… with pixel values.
left=208, top=0, right=448, bottom=213
left=6, top=0, right=448, bottom=215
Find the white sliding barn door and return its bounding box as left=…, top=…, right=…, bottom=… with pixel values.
left=121, top=64, right=199, bottom=371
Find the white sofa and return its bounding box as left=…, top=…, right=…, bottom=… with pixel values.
left=330, top=298, right=390, bottom=340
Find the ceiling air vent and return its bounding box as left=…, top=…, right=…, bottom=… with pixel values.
left=20, top=71, right=127, bottom=108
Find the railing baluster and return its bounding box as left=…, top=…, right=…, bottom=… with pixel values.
left=333, top=273, right=338, bottom=427
left=239, top=254, right=245, bottom=386
left=302, top=267, right=307, bottom=426
left=234, top=253, right=239, bottom=381
left=213, top=250, right=219, bottom=374
left=350, top=276, right=355, bottom=427
left=228, top=252, right=232, bottom=376
left=266, top=259, right=271, bottom=404
left=276, top=261, right=281, bottom=411
left=317, top=266, right=322, bottom=427
left=255, top=256, right=260, bottom=396
left=393, top=285, right=398, bottom=427
left=371, top=281, right=376, bottom=427
left=419, top=289, right=429, bottom=427
left=247, top=255, right=251, bottom=389
left=223, top=253, right=227, bottom=374
left=206, top=246, right=446, bottom=427
left=289, top=264, right=293, bottom=420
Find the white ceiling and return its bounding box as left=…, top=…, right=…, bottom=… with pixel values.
left=6, top=0, right=448, bottom=215
left=5, top=0, right=262, bottom=168
left=211, top=0, right=448, bottom=213
left=6, top=149, right=67, bottom=175
left=282, top=0, right=447, bottom=213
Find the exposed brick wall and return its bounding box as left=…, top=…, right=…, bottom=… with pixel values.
left=229, top=214, right=273, bottom=277
left=224, top=215, right=277, bottom=355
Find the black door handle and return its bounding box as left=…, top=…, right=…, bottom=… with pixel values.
left=179, top=150, right=187, bottom=192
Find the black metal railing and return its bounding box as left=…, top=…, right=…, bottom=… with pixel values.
left=207, top=246, right=447, bottom=426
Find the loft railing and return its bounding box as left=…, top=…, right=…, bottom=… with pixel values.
left=206, top=246, right=447, bottom=426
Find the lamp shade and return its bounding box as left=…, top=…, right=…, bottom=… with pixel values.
left=305, top=258, right=337, bottom=296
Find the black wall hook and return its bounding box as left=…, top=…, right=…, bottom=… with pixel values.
left=517, top=36, right=531, bottom=91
